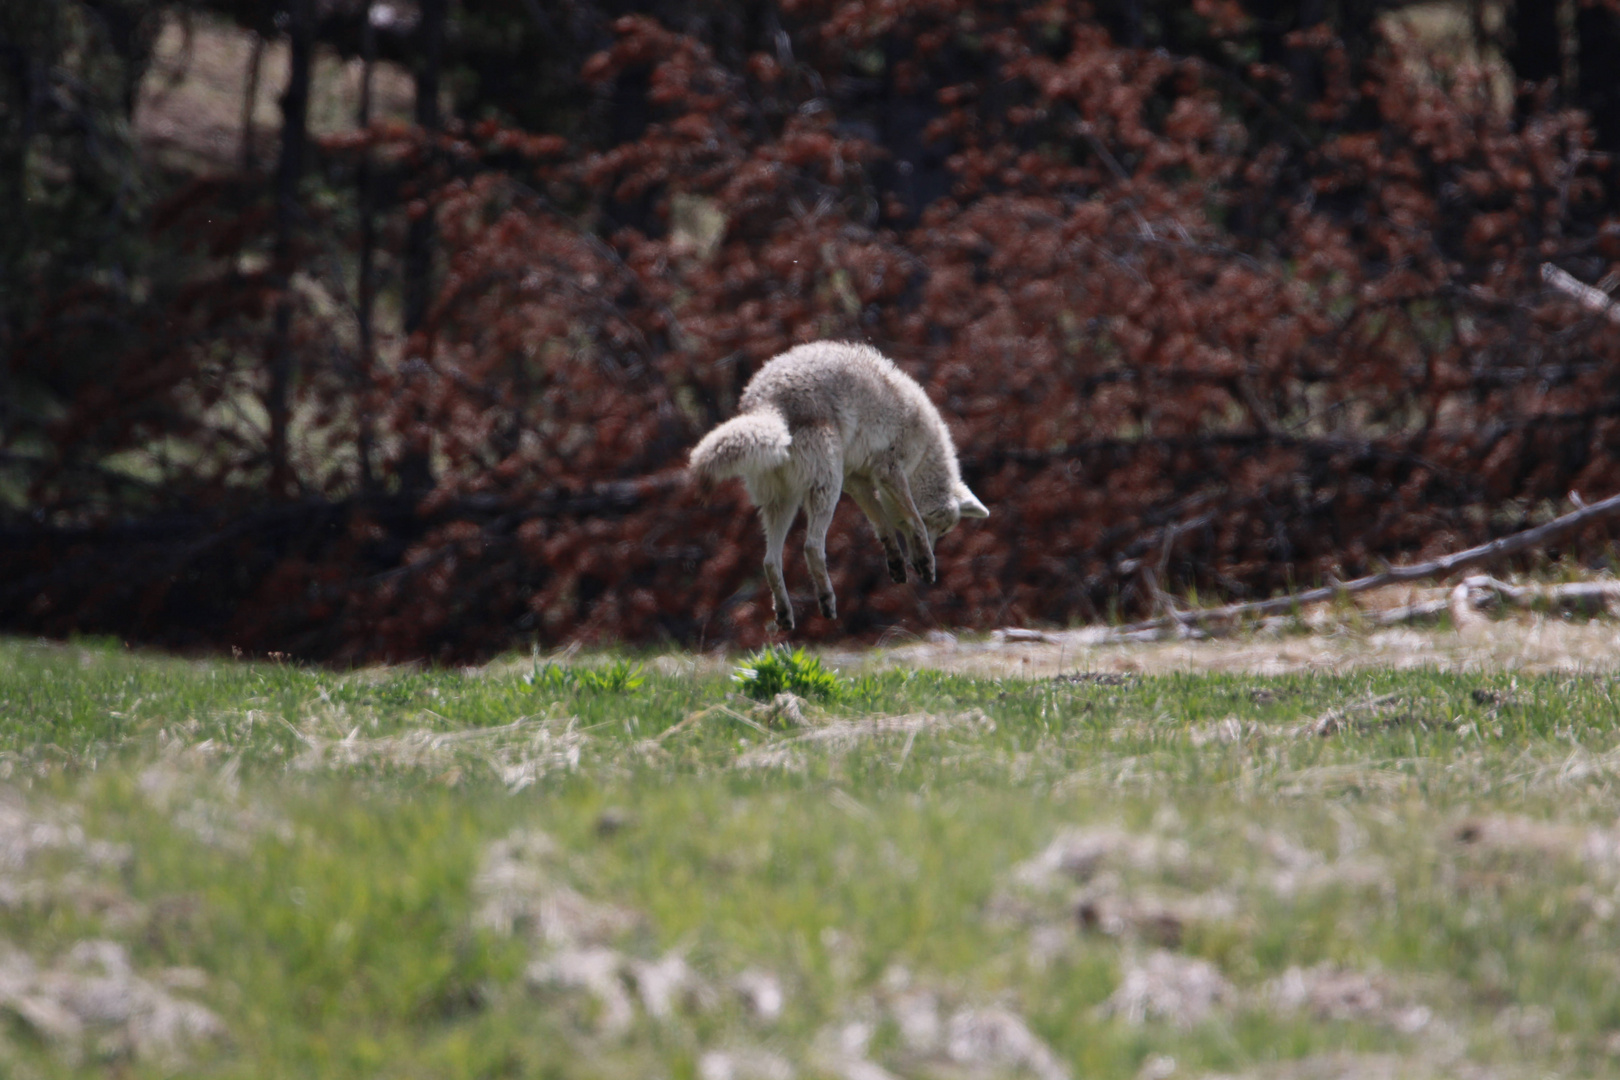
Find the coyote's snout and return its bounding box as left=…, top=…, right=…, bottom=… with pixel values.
left=689, top=340, right=989, bottom=630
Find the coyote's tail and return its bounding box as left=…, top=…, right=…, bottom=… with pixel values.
left=688, top=408, right=792, bottom=481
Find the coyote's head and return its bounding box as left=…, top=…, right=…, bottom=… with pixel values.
left=920, top=480, right=991, bottom=545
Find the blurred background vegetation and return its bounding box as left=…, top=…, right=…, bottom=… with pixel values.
left=5, top=0, right=1620, bottom=661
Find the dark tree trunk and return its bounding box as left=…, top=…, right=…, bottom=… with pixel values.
left=1336, top=0, right=1382, bottom=73
left=2, top=34, right=43, bottom=373
left=1245, top=0, right=1322, bottom=105
left=1290, top=0, right=1324, bottom=106
left=81, top=0, right=160, bottom=118
left=1103, top=0, right=1143, bottom=49
left=1508, top=0, right=1564, bottom=85
left=0, top=46, right=42, bottom=444
left=397, top=0, right=447, bottom=494
left=268, top=0, right=313, bottom=498
left=355, top=3, right=378, bottom=493
left=402, top=0, right=445, bottom=337
left=1576, top=3, right=1620, bottom=151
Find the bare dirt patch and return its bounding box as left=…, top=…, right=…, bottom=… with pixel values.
left=816, top=969, right=1072, bottom=1080
left=1263, top=964, right=1434, bottom=1034
left=838, top=614, right=1620, bottom=679
left=0, top=791, right=223, bottom=1066
left=1097, top=950, right=1236, bottom=1029
left=0, top=940, right=223, bottom=1065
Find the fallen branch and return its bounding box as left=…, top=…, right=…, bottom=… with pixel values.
left=998, top=490, right=1620, bottom=642
left=998, top=627, right=1059, bottom=644
left=1542, top=263, right=1620, bottom=325
left=1366, top=597, right=1451, bottom=627
left=1451, top=574, right=1620, bottom=619
left=1266, top=573, right=1620, bottom=633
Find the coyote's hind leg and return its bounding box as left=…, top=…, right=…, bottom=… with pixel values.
left=796, top=425, right=844, bottom=619
left=756, top=496, right=801, bottom=630
left=802, top=486, right=840, bottom=619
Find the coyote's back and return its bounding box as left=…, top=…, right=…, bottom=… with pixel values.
left=688, top=341, right=988, bottom=630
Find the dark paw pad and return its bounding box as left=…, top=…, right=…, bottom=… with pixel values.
left=911, top=555, right=936, bottom=584
left=887, top=557, right=908, bottom=583
left=818, top=594, right=837, bottom=619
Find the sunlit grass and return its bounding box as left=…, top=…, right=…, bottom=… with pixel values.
left=1, top=636, right=1618, bottom=1077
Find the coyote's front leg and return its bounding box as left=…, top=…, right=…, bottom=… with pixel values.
left=874, top=464, right=936, bottom=584
left=885, top=535, right=910, bottom=584
left=845, top=473, right=908, bottom=584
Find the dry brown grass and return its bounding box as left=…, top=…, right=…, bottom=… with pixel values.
left=844, top=613, right=1620, bottom=681
left=467, top=574, right=1620, bottom=684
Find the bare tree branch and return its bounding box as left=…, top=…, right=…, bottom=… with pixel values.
left=1000, top=488, right=1620, bottom=642
left=1542, top=263, right=1620, bottom=324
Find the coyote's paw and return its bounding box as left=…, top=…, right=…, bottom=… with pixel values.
left=886, top=555, right=908, bottom=584
left=910, top=549, right=936, bottom=585
left=767, top=590, right=796, bottom=631
left=818, top=592, right=837, bottom=619
left=765, top=570, right=795, bottom=631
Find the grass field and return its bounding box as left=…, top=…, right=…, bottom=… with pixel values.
left=3, top=633, right=1620, bottom=1079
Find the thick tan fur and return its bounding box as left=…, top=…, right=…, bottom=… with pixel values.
left=689, top=340, right=988, bottom=630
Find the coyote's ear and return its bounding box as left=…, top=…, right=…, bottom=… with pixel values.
left=956, top=485, right=990, bottom=519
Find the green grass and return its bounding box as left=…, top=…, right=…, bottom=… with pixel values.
left=732, top=645, right=847, bottom=701
left=1, top=636, right=1619, bottom=1077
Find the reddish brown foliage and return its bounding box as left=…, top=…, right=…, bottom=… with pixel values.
left=9, top=1, right=1620, bottom=660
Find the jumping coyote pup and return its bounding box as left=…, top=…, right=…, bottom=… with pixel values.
left=689, top=340, right=989, bottom=629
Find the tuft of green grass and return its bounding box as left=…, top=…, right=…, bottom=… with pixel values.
left=524, top=660, right=577, bottom=691
left=578, top=658, right=646, bottom=693
left=525, top=657, right=645, bottom=693
left=731, top=645, right=845, bottom=701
